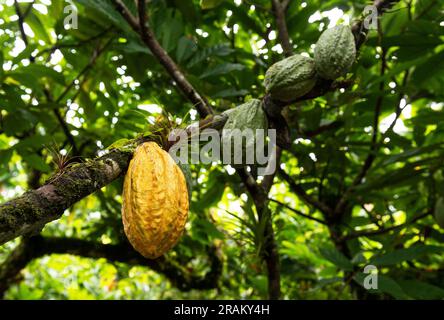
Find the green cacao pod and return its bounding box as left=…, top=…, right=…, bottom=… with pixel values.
left=314, top=25, right=356, bottom=80
left=222, top=99, right=268, bottom=166
left=434, top=197, right=444, bottom=229
left=264, top=54, right=317, bottom=102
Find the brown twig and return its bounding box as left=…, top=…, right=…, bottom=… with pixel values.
left=56, top=38, right=113, bottom=104
left=270, top=198, right=328, bottom=225
left=271, top=0, right=293, bottom=57
left=334, top=21, right=388, bottom=215
left=13, top=0, right=29, bottom=46
left=33, top=27, right=113, bottom=60
left=0, top=236, right=222, bottom=298
left=340, top=209, right=432, bottom=241
left=278, top=168, right=333, bottom=215
left=114, top=0, right=213, bottom=118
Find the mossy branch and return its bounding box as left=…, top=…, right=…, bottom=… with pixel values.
left=0, top=149, right=132, bottom=246
left=0, top=115, right=228, bottom=246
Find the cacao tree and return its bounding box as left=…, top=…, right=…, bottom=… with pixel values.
left=0, top=0, right=444, bottom=300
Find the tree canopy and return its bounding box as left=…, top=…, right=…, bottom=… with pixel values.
left=0, top=0, right=444, bottom=300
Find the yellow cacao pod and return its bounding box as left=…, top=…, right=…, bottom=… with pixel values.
left=122, top=142, right=189, bottom=259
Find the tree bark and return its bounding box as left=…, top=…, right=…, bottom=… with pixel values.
left=0, top=114, right=229, bottom=246
left=0, top=149, right=132, bottom=246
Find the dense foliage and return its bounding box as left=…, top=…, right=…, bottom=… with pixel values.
left=0, top=0, right=444, bottom=300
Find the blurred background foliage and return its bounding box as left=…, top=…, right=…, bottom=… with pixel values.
left=0, top=0, right=444, bottom=300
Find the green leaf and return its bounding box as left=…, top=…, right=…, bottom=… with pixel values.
left=187, top=44, right=233, bottom=68
left=6, top=72, right=43, bottom=95
left=76, top=0, right=132, bottom=32
left=13, top=134, right=53, bottom=152
left=0, top=51, right=4, bottom=79
left=159, top=12, right=184, bottom=53
left=195, top=170, right=226, bottom=210
left=27, top=11, right=52, bottom=44
left=353, top=273, right=410, bottom=299
left=377, top=276, right=410, bottom=299
left=174, top=0, right=199, bottom=26
left=20, top=65, right=65, bottom=85
left=118, top=38, right=151, bottom=54
left=411, top=50, right=444, bottom=91
left=195, top=219, right=225, bottom=240
left=0, top=149, right=13, bottom=169
left=22, top=153, right=51, bottom=173
left=356, top=164, right=427, bottom=192
left=379, top=143, right=444, bottom=166
left=200, top=0, right=224, bottom=10
left=212, top=89, right=249, bottom=98
left=370, top=245, right=443, bottom=266
left=319, top=246, right=354, bottom=271
left=2, top=110, right=38, bottom=136
left=398, top=280, right=444, bottom=299
left=368, top=35, right=442, bottom=49
left=199, top=63, right=245, bottom=79
left=176, top=37, right=197, bottom=63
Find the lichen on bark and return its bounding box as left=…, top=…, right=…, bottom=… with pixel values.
left=0, top=149, right=133, bottom=246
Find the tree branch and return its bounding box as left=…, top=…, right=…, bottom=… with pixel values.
left=0, top=236, right=222, bottom=297
left=0, top=0, right=401, bottom=247
left=56, top=38, right=113, bottom=104
left=33, top=28, right=113, bottom=60
left=334, top=21, right=388, bottom=215
left=352, top=0, right=400, bottom=49
left=114, top=0, right=213, bottom=118
left=0, top=148, right=132, bottom=246
left=114, top=0, right=139, bottom=30
left=271, top=0, right=293, bottom=57
left=278, top=168, right=333, bottom=215
left=340, top=209, right=432, bottom=241
left=0, top=237, right=36, bottom=297
left=270, top=198, right=328, bottom=225
left=13, top=0, right=27, bottom=45
left=0, top=114, right=231, bottom=245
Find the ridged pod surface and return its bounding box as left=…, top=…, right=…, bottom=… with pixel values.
left=122, top=142, right=189, bottom=259
left=314, top=25, right=356, bottom=80
left=264, top=54, right=317, bottom=102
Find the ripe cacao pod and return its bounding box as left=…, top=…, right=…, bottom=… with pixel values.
left=222, top=99, right=268, bottom=166
left=122, top=142, right=189, bottom=259
left=434, top=197, right=444, bottom=229
left=314, top=25, right=356, bottom=80
left=264, top=54, right=317, bottom=102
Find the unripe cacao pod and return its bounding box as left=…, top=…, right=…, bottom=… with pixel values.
left=314, top=25, right=356, bottom=80
left=222, top=99, right=268, bottom=166
left=264, top=54, right=317, bottom=102
left=434, top=197, right=444, bottom=229
left=122, top=142, right=189, bottom=259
